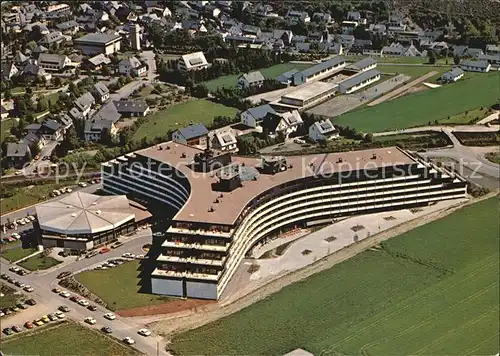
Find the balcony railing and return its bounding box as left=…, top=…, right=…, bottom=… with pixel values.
left=167, top=226, right=233, bottom=238
left=161, top=240, right=229, bottom=252
left=156, top=254, right=227, bottom=267
left=151, top=268, right=221, bottom=281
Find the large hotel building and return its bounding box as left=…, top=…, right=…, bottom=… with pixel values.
left=101, top=144, right=467, bottom=300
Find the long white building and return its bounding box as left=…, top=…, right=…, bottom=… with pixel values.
left=101, top=144, right=467, bottom=300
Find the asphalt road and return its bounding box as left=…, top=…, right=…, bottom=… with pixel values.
left=0, top=229, right=170, bottom=356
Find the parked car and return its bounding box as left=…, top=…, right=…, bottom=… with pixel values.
left=55, top=311, right=66, bottom=319
left=59, top=291, right=71, bottom=298
left=3, top=327, right=13, bottom=335
left=15, top=281, right=25, bottom=288
left=17, top=269, right=28, bottom=276
left=69, top=296, right=79, bottom=302
left=57, top=271, right=72, bottom=279
left=16, top=303, right=27, bottom=310
left=84, top=317, right=96, bottom=325
left=33, top=319, right=44, bottom=326
left=1, top=274, right=9, bottom=280
left=12, top=325, right=22, bottom=333
left=25, top=299, right=37, bottom=306
left=138, top=328, right=151, bottom=337
left=123, top=337, right=135, bottom=345
left=2, top=308, right=12, bottom=315
left=59, top=305, right=70, bottom=312
left=10, top=306, right=20, bottom=312
left=48, top=314, right=58, bottom=321
left=24, top=322, right=34, bottom=329
left=78, top=299, right=90, bottom=307
left=27, top=215, right=36, bottom=222
left=41, top=315, right=50, bottom=323
left=87, top=305, right=97, bottom=311
left=11, top=232, right=21, bottom=239
left=24, top=285, right=34, bottom=292
left=103, top=313, right=116, bottom=320
left=78, top=182, right=87, bottom=188
left=101, top=326, right=113, bottom=333
left=9, top=266, right=20, bottom=273
left=52, top=288, right=62, bottom=293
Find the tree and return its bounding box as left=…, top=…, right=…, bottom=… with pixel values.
left=4, top=89, right=12, bottom=100
left=364, top=133, right=374, bottom=143
left=53, top=76, right=62, bottom=87
left=428, top=50, right=436, bottom=64
left=453, top=54, right=460, bottom=65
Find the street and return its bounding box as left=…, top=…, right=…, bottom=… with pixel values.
left=0, top=229, right=170, bottom=356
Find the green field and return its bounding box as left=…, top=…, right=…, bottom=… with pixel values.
left=170, top=197, right=499, bottom=355
left=19, top=254, right=61, bottom=271
left=0, top=322, right=140, bottom=356
left=0, top=283, right=20, bottom=309
left=132, top=99, right=238, bottom=141
left=438, top=107, right=491, bottom=125
left=76, top=260, right=170, bottom=311
left=333, top=72, right=499, bottom=133
left=1, top=118, right=16, bottom=141
left=1, top=247, right=36, bottom=262
left=1, top=182, right=74, bottom=213
left=377, top=64, right=450, bottom=80
left=202, top=62, right=311, bottom=91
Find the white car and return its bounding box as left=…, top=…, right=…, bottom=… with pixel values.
left=78, top=182, right=88, bottom=188
left=78, top=299, right=90, bottom=307
left=59, top=291, right=70, bottom=298
left=24, top=285, right=34, bottom=292
left=122, top=253, right=133, bottom=258
left=65, top=188, right=73, bottom=193
left=135, top=254, right=145, bottom=260
left=123, top=337, right=135, bottom=345
left=84, top=317, right=96, bottom=325
left=55, top=311, right=66, bottom=319
left=27, top=216, right=36, bottom=221
left=15, top=170, right=23, bottom=176
left=11, top=233, right=21, bottom=239
left=138, top=328, right=151, bottom=337
left=104, top=313, right=116, bottom=320
left=17, top=219, right=26, bottom=226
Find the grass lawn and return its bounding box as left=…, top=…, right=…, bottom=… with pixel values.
left=170, top=197, right=499, bottom=356
left=18, top=254, right=61, bottom=271
left=202, top=62, right=311, bottom=91
left=76, top=260, right=171, bottom=311
left=1, top=118, right=16, bottom=142
left=0, top=283, right=21, bottom=309
left=485, top=152, right=500, bottom=164
left=332, top=72, right=499, bottom=133
left=1, top=181, right=74, bottom=213
left=1, top=247, right=37, bottom=262
left=438, top=107, right=492, bottom=125
left=0, top=321, right=140, bottom=356
left=132, top=99, right=238, bottom=141
left=377, top=64, right=451, bottom=80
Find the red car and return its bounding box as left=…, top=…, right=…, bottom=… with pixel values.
left=24, top=322, right=34, bottom=329
left=69, top=296, right=79, bottom=302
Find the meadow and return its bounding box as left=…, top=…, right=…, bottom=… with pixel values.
left=170, top=197, right=499, bottom=355
left=0, top=322, right=140, bottom=356
left=202, top=62, right=311, bottom=91
left=332, top=72, right=499, bottom=132
left=132, top=99, right=238, bottom=141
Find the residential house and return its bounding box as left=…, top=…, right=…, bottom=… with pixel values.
left=237, top=71, right=265, bottom=89
left=262, top=110, right=303, bottom=138
left=341, top=21, right=358, bottom=35
left=33, top=45, right=49, bottom=55
left=312, top=12, right=333, bottom=23
left=6, top=143, right=31, bottom=167
left=1, top=62, right=19, bottom=81
left=56, top=20, right=79, bottom=35
left=276, top=70, right=300, bottom=85
left=178, top=52, right=209, bottom=72
left=382, top=43, right=421, bottom=57
left=38, top=119, right=64, bottom=140
left=118, top=56, right=147, bottom=76
left=20, top=132, right=45, bottom=151
left=21, top=63, right=52, bottom=81
left=25, top=123, right=42, bottom=135
left=172, top=123, right=209, bottom=147
left=1, top=105, right=9, bottom=120
left=37, top=53, right=71, bottom=71
left=240, top=104, right=277, bottom=128
left=69, top=107, right=84, bottom=121
left=478, top=53, right=500, bottom=65
left=346, top=58, right=377, bottom=72
left=211, top=129, right=238, bottom=152
left=39, top=31, right=66, bottom=47
left=85, top=53, right=111, bottom=70
left=91, top=83, right=110, bottom=103
left=368, top=23, right=386, bottom=35
left=13, top=52, right=29, bottom=67
left=273, top=29, right=293, bottom=46
left=352, top=39, right=373, bottom=53
left=241, top=24, right=261, bottom=37
left=453, top=45, right=484, bottom=58
left=84, top=119, right=118, bottom=142
left=181, top=20, right=207, bottom=35
left=347, top=11, right=362, bottom=22
left=338, top=34, right=355, bottom=49
left=58, top=113, right=73, bottom=130
left=114, top=100, right=150, bottom=117
left=440, top=67, right=464, bottom=83
left=75, top=92, right=96, bottom=118
left=486, top=44, right=500, bottom=55
left=286, top=10, right=310, bottom=23
left=309, top=119, right=339, bottom=142
left=460, top=60, right=491, bottom=73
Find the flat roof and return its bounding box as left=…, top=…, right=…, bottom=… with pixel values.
left=36, top=192, right=135, bottom=235
left=282, top=81, right=337, bottom=101
left=135, top=143, right=416, bottom=225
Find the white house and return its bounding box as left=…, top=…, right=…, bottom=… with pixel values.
left=441, top=67, right=464, bottom=83
left=118, top=56, right=147, bottom=76
left=286, top=10, right=310, bottom=23
left=240, top=104, right=277, bottom=128
left=74, top=92, right=96, bottom=118
left=84, top=119, right=118, bottom=142
left=211, top=129, right=238, bottom=152
left=460, top=60, right=491, bottom=73
left=37, top=53, right=72, bottom=71
left=309, top=119, right=339, bottom=142
left=237, top=71, right=265, bottom=89
left=178, top=52, right=209, bottom=72
left=262, top=110, right=303, bottom=138
left=172, top=123, right=209, bottom=147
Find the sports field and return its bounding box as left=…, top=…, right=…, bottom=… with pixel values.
left=377, top=64, right=450, bottom=80
left=202, top=63, right=311, bottom=91
left=333, top=72, right=499, bottom=133
left=132, top=99, right=238, bottom=141
left=0, top=321, right=140, bottom=356
left=170, top=197, right=499, bottom=355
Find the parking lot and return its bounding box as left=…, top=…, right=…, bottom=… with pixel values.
left=307, top=74, right=410, bottom=118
